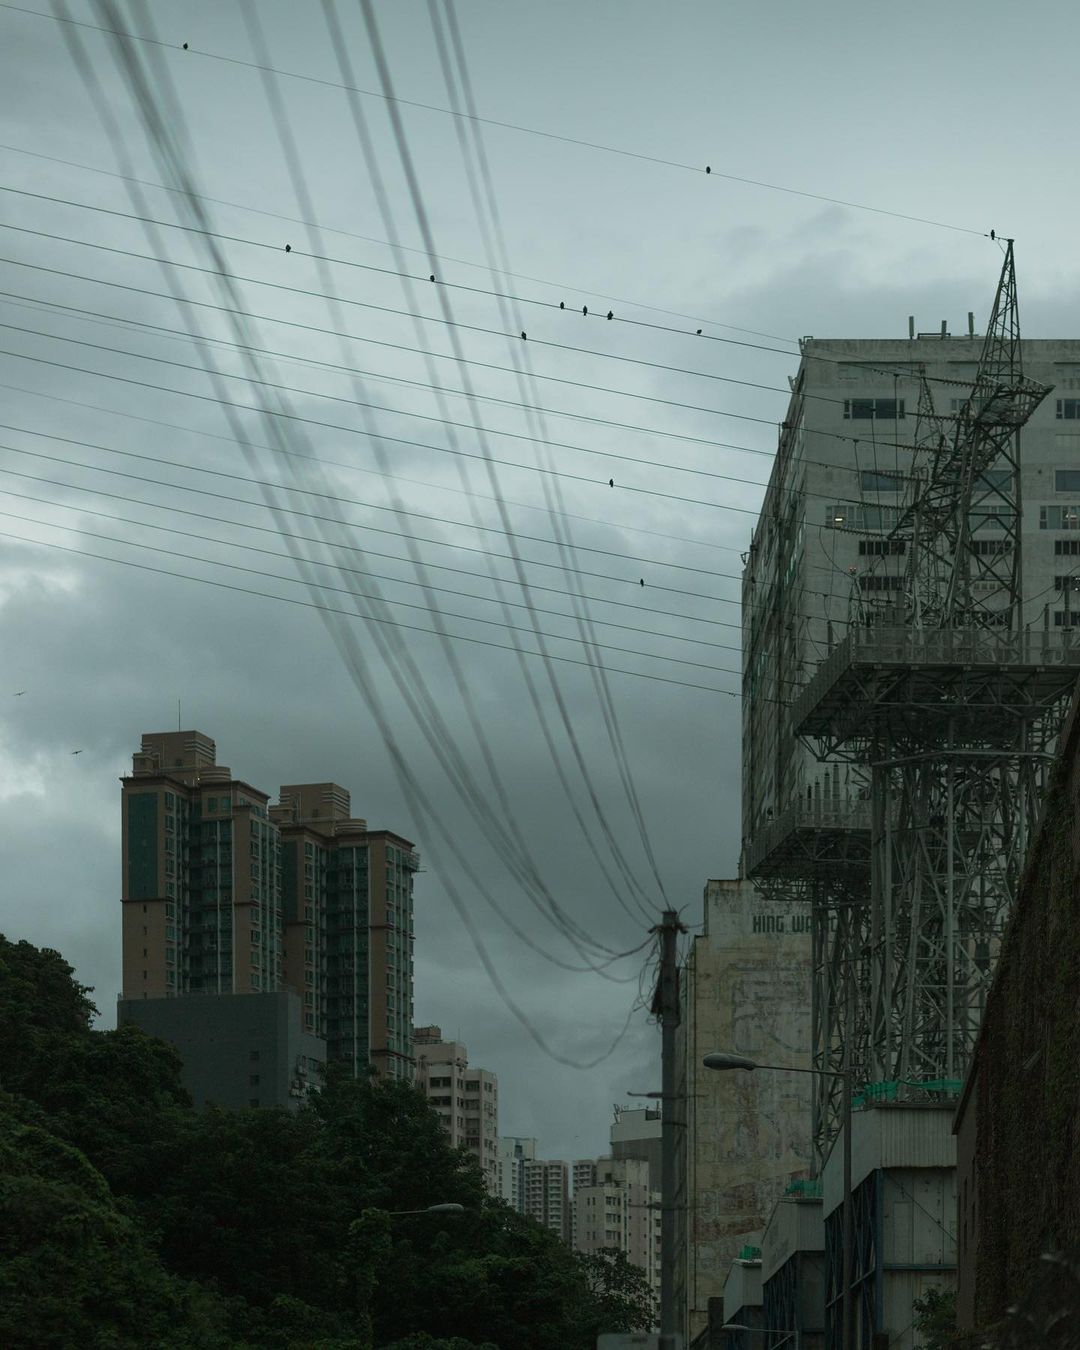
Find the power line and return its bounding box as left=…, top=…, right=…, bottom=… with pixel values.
left=0, top=522, right=734, bottom=694
left=69, top=0, right=657, bottom=1058
left=0, top=369, right=744, bottom=558
left=0, top=432, right=733, bottom=605
left=0, top=414, right=739, bottom=582
left=0, top=217, right=980, bottom=402
left=1, top=186, right=843, bottom=412
left=0, top=497, right=736, bottom=675
left=0, top=475, right=737, bottom=651
left=0, top=0, right=989, bottom=237
left=0, top=335, right=765, bottom=519
left=0, top=136, right=802, bottom=344
left=0, top=319, right=928, bottom=537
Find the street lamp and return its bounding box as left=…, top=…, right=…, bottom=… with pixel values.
left=384, top=1202, right=466, bottom=1217
left=721, top=1323, right=800, bottom=1350
left=704, top=1053, right=853, bottom=1350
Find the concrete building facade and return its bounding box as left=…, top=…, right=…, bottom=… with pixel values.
left=673, top=878, right=813, bottom=1345
left=523, top=1157, right=571, bottom=1243
left=610, top=1104, right=663, bottom=1194
left=742, top=335, right=1080, bottom=859
left=573, top=1155, right=661, bottom=1307
left=121, top=730, right=418, bottom=1089
left=414, top=1025, right=499, bottom=1195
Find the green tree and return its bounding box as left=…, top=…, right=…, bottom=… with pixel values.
left=0, top=1108, right=232, bottom=1349
left=576, top=1248, right=657, bottom=1337
left=913, top=1285, right=962, bottom=1350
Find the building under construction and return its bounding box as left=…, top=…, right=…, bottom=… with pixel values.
left=738, top=251, right=1080, bottom=1344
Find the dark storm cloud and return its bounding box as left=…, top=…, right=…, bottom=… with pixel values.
left=1, top=0, right=1077, bottom=1160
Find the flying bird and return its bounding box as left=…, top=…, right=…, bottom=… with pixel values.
left=13, top=690, right=25, bottom=696
left=71, top=749, right=83, bottom=755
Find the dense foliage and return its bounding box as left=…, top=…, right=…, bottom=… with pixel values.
left=974, top=752, right=1080, bottom=1328
left=0, top=934, right=653, bottom=1348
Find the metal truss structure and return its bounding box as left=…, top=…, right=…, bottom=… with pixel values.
left=747, top=244, right=1080, bottom=1160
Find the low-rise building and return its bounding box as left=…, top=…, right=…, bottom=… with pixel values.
left=760, top=1187, right=825, bottom=1350
left=118, top=989, right=325, bottom=1111
left=822, top=1103, right=955, bottom=1349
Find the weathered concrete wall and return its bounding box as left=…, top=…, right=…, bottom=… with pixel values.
left=675, top=878, right=813, bottom=1344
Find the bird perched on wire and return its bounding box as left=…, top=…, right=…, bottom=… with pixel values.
left=582, top=305, right=588, bottom=317
left=608, top=478, right=614, bottom=488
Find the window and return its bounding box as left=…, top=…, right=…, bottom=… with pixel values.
left=1055, top=576, right=1080, bottom=593
left=971, top=504, right=1014, bottom=530
left=249, top=1074, right=260, bottom=1087
left=827, top=504, right=900, bottom=532
left=1056, top=539, right=1080, bottom=556
left=971, top=539, right=1013, bottom=556
left=858, top=539, right=906, bottom=556
left=250, top=1050, right=260, bottom=1062
left=1057, top=399, right=1080, bottom=419
left=843, top=398, right=905, bottom=420
left=1041, top=506, right=1080, bottom=530
left=1056, top=469, right=1080, bottom=493
left=857, top=576, right=903, bottom=593
left=1054, top=611, right=1080, bottom=627
left=859, top=469, right=904, bottom=491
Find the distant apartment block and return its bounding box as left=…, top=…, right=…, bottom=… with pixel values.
left=523, top=1158, right=571, bottom=1242
left=572, top=1155, right=661, bottom=1302
left=610, top=1104, right=663, bottom=1193
left=497, top=1135, right=537, bottom=1211
left=120, top=729, right=418, bottom=1087
left=415, top=1025, right=499, bottom=1195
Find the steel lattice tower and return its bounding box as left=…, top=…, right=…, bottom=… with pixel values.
left=793, top=244, right=1079, bottom=1115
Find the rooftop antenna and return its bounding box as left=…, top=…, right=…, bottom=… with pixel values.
left=908, top=315, right=915, bottom=339
left=968, top=311, right=975, bottom=337
left=177, top=699, right=181, bottom=732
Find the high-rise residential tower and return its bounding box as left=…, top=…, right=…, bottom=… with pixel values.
left=414, top=1025, right=500, bottom=1194
left=119, top=730, right=418, bottom=1093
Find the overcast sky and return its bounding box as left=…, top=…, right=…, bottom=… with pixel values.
left=1, top=0, right=1078, bottom=1163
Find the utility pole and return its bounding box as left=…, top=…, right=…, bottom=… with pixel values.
left=652, top=907, right=686, bottom=1350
